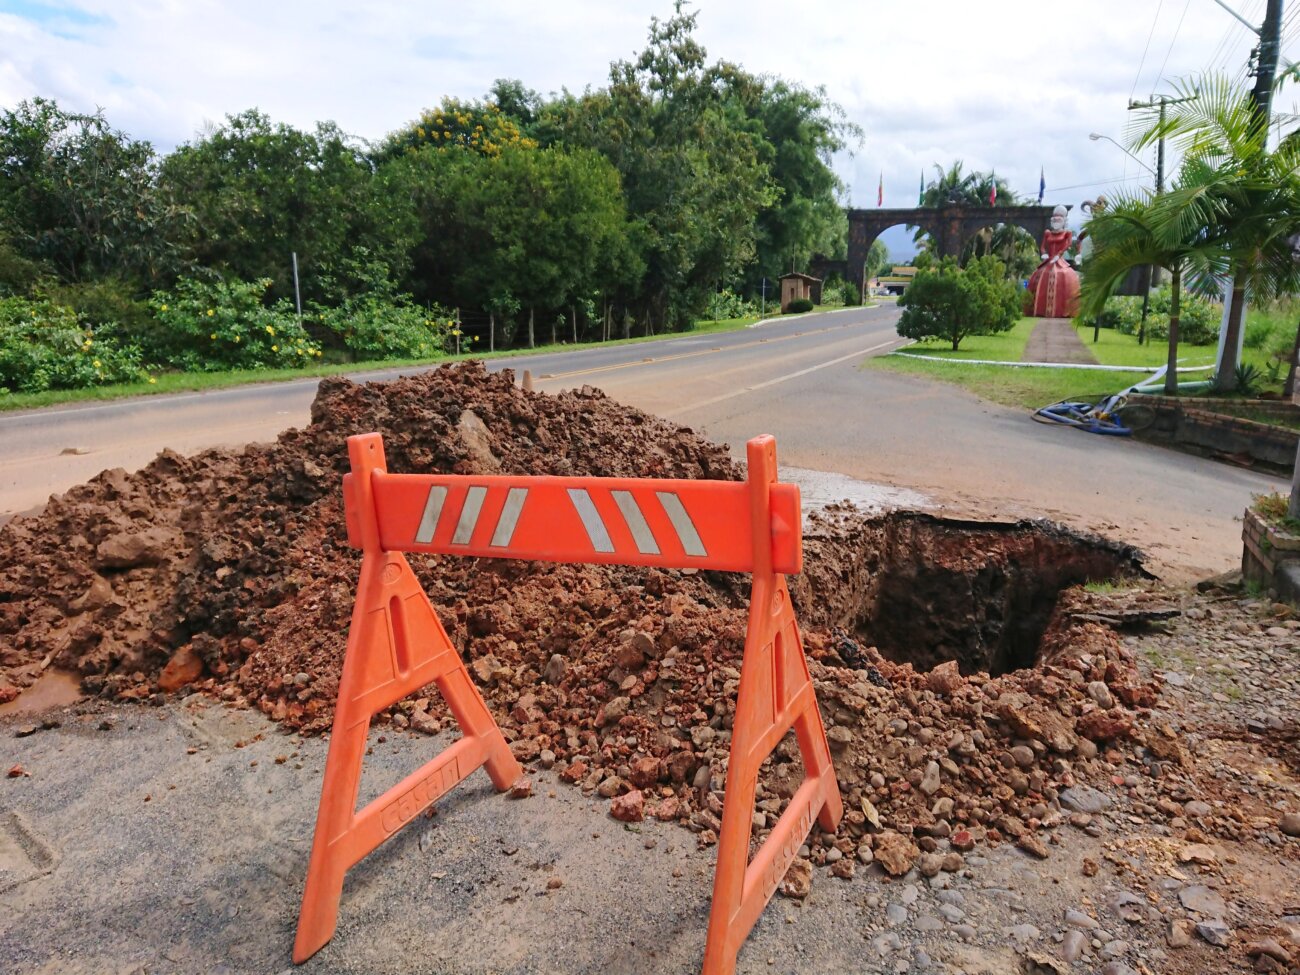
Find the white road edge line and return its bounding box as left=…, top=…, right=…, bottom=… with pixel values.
left=664, top=339, right=906, bottom=417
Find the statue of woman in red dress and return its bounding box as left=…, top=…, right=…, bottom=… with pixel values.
left=1026, top=205, right=1080, bottom=317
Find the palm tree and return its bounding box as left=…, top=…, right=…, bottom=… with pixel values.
left=1080, top=191, right=1220, bottom=394
left=917, top=162, right=1025, bottom=274
left=966, top=222, right=1038, bottom=278
left=918, top=161, right=1020, bottom=209
left=919, top=161, right=978, bottom=208
left=1129, top=74, right=1300, bottom=391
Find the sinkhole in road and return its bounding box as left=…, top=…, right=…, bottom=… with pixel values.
left=798, top=512, right=1148, bottom=678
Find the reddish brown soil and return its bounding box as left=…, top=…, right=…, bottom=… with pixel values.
left=0, top=363, right=1201, bottom=868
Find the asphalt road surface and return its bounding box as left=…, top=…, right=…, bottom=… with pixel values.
left=0, top=304, right=1286, bottom=579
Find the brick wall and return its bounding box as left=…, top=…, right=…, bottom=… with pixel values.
left=1128, top=394, right=1299, bottom=470
left=1242, top=508, right=1300, bottom=588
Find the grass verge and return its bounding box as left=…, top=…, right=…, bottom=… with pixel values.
left=867, top=317, right=1290, bottom=411
left=869, top=356, right=1152, bottom=411
left=0, top=311, right=778, bottom=413
left=869, top=318, right=1146, bottom=410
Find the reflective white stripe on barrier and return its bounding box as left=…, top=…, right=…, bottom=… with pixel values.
left=567, top=488, right=616, bottom=553
left=491, top=488, right=528, bottom=548
left=612, top=490, right=660, bottom=555
left=415, top=486, right=448, bottom=545
left=416, top=484, right=533, bottom=549
left=656, top=491, right=707, bottom=557
left=453, top=486, right=488, bottom=545
left=412, top=483, right=712, bottom=559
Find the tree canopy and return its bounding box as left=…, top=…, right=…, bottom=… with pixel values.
left=0, top=6, right=859, bottom=369
left=1083, top=73, right=1300, bottom=392
left=896, top=255, right=1021, bottom=349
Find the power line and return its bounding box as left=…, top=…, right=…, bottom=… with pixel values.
left=1210, top=0, right=1262, bottom=71
left=1131, top=0, right=1167, bottom=100
left=1281, top=0, right=1300, bottom=37
left=1206, top=0, right=1250, bottom=68
left=1053, top=175, right=1146, bottom=192
left=1154, top=0, right=1194, bottom=88
left=1280, top=1, right=1300, bottom=58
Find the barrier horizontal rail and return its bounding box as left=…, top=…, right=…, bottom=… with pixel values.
left=355, top=472, right=802, bottom=574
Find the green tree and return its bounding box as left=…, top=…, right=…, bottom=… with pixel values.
left=896, top=255, right=1021, bottom=349
left=541, top=3, right=777, bottom=329
left=377, top=97, right=537, bottom=161
left=965, top=223, right=1038, bottom=279
left=387, top=145, right=634, bottom=347
left=488, top=79, right=545, bottom=136
left=865, top=239, right=890, bottom=280
left=159, top=110, right=403, bottom=305
left=721, top=75, right=857, bottom=286
left=915, top=161, right=1024, bottom=271
left=0, top=98, right=175, bottom=285
left=918, top=161, right=1016, bottom=209
left=1131, top=74, right=1300, bottom=391
left=1080, top=192, right=1218, bottom=393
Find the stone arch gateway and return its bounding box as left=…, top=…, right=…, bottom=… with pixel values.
left=844, top=204, right=1057, bottom=290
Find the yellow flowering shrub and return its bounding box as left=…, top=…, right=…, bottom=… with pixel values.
left=150, top=277, right=319, bottom=371
left=388, top=98, right=536, bottom=157
left=0, top=297, right=144, bottom=392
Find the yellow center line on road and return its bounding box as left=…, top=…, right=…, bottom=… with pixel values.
left=537, top=320, right=866, bottom=382
left=663, top=338, right=909, bottom=418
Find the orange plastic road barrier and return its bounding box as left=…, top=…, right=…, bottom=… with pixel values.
left=292, top=435, right=524, bottom=963
left=293, top=433, right=842, bottom=973
left=700, top=437, right=844, bottom=975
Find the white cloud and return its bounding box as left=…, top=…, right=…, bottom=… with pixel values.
left=0, top=0, right=1285, bottom=220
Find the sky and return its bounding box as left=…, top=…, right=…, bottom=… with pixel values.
left=1, top=0, right=1297, bottom=259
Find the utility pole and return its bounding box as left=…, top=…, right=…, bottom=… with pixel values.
left=1126, top=93, right=1196, bottom=345
left=1251, top=0, right=1285, bottom=132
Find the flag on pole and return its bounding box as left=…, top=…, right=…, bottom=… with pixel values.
left=918, top=171, right=924, bottom=205
left=877, top=171, right=883, bottom=207
left=1038, top=167, right=1046, bottom=204
left=989, top=170, right=997, bottom=206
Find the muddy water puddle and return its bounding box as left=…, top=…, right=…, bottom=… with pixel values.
left=0, top=669, right=84, bottom=718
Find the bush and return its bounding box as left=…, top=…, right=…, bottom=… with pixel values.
left=1097, top=286, right=1221, bottom=346
left=1265, top=331, right=1295, bottom=383
left=310, top=251, right=454, bottom=360
left=41, top=276, right=152, bottom=331
left=786, top=297, right=814, bottom=314
left=0, top=296, right=144, bottom=393
left=818, top=275, right=860, bottom=307
left=896, top=255, right=1020, bottom=350
left=313, top=293, right=453, bottom=361
left=1244, top=317, right=1276, bottom=350
left=150, top=277, right=319, bottom=371
left=708, top=288, right=756, bottom=320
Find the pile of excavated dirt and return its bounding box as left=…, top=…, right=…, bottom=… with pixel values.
left=1, top=362, right=1188, bottom=872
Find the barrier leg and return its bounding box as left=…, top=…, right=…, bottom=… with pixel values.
left=701, top=576, right=842, bottom=975
left=293, top=551, right=521, bottom=963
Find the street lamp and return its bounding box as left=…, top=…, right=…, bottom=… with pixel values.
left=1088, top=133, right=1161, bottom=344
left=1088, top=133, right=1157, bottom=178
